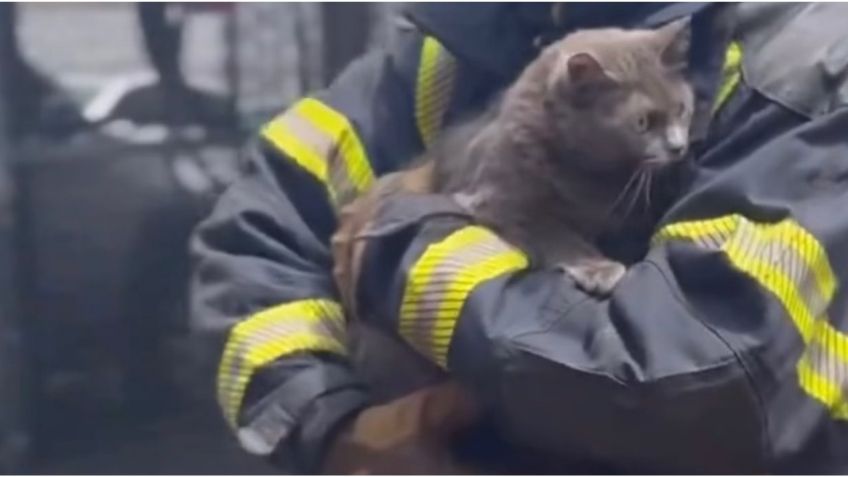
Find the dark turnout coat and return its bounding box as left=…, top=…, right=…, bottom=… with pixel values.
left=191, top=3, right=848, bottom=473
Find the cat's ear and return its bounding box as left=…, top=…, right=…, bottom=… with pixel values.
left=549, top=52, right=615, bottom=108
left=566, top=52, right=608, bottom=84
left=657, top=17, right=691, bottom=71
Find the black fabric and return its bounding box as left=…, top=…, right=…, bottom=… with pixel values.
left=404, top=3, right=711, bottom=82
left=675, top=95, right=848, bottom=472
left=281, top=386, right=369, bottom=474
left=0, top=23, right=27, bottom=470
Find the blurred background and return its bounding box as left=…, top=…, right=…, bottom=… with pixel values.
left=0, top=2, right=398, bottom=473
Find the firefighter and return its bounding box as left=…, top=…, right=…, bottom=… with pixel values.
left=191, top=3, right=848, bottom=473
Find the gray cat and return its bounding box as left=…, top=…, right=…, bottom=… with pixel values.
left=330, top=19, right=696, bottom=425
left=428, top=19, right=694, bottom=294
left=334, top=19, right=695, bottom=305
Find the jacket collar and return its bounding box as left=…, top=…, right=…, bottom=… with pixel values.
left=404, top=2, right=713, bottom=82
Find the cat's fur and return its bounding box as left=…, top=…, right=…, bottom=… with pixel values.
left=430, top=19, right=694, bottom=293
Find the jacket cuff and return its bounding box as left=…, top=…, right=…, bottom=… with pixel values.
left=286, top=385, right=370, bottom=473
left=237, top=360, right=369, bottom=472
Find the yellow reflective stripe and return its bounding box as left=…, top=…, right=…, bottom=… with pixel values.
left=261, top=98, right=375, bottom=207
left=798, top=348, right=848, bottom=420
left=217, top=299, right=346, bottom=428
left=652, top=214, right=739, bottom=246
left=415, top=36, right=457, bottom=147
left=657, top=215, right=836, bottom=320
left=712, top=41, right=743, bottom=114
left=297, top=98, right=374, bottom=197
left=723, top=234, right=819, bottom=341
left=655, top=214, right=848, bottom=419
left=728, top=219, right=832, bottom=320
left=400, top=226, right=529, bottom=368
left=765, top=220, right=837, bottom=306
left=817, top=316, right=848, bottom=367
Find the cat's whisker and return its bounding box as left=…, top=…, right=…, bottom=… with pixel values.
left=606, top=169, right=643, bottom=218
left=622, top=170, right=647, bottom=220
left=638, top=167, right=653, bottom=214
left=645, top=170, right=654, bottom=211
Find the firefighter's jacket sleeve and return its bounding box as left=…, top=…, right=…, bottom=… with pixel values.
left=349, top=83, right=848, bottom=472
left=190, top=23, right=439, bottom=471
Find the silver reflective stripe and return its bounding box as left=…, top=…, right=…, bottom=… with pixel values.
left=806, top=343, right=848, bottom=396
left=278, top=110, right=358, bottom=205
left=238, top=403, right=294, bottom=456
left=400, top=238, right=507, bottom=351
left=399, top=226, right=529, bottom=367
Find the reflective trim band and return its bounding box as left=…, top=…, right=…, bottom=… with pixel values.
left=261, top=98, right=375, bottom=207
left=712, top=41, right=743, bottom=114
left=654, top=214, right=848, bottom=419
left=237, top=399, right=292, bottom=456
left=415, top=36, right=457, bottom=148
left=399, top=226, right=529, bottom=368
left=217, top=299, right=346, bottom=428
left=799, top=344, right=848, bottom=420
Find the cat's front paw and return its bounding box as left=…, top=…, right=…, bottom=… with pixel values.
left=451, top=192, right=477, bottom=213
left=560, top=260, right=626, bottom=296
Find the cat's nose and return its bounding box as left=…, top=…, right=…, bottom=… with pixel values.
left=669, top=143, right=686, bottom=156
left=666, top=125, right=688, bottom=156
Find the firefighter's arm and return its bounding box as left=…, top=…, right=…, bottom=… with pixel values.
left=190, top=20, right=463, bottom=472
left=341, top=104, right=848, bottom=471
left=190, top=138, right=365, bottom=471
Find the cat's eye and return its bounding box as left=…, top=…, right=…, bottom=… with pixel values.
left=676, top=102, right=687, bottom=118
left=635, top=114, right=650, bottom=133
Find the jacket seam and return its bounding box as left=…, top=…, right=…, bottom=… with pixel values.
left=643, top=257, right=774, bottom=467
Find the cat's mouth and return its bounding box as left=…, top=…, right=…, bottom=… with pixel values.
left=641, top=155, right=678, bottom=169
left=641, top=156, right=665, bottom=167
